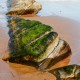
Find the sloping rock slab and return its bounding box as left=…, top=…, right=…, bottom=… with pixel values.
left=7, top=17, right=71, bottom=70
left=7, top=0, right=42, bottom=15
left=49, top=65, right=80, bottom=80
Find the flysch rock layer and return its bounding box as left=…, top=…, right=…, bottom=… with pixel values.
left=6, top=17, right=72, bottom=70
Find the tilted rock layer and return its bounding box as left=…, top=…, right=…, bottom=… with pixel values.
left=8, top=17, right=71, bottom=69
left=49, top=65, right=80, bottom=80
left=7, top=0, right=42, bottom=15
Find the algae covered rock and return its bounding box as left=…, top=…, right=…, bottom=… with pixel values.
left=8, top=17, right=71, bottom=69
left=7, top=0, right=42, bottom=15
left=49, top=65, right=80, bottom=80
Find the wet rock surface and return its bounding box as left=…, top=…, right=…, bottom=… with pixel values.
left=6, top=17, right=72, bottom=70
left=49, top=65, right=80, bottom=80
left=7, top=0, right=42, bottom=15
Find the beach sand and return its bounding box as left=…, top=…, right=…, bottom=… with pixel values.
left=0, top=27, right=9, bottom=59
left=0, top=60, right=18, bottom=80
left=0, top=16, right=80, bottom=80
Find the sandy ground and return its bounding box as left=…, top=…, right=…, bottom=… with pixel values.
left=0, top=27, right=9, bottom=59
left=7, top=56, right=70, bottom=80
left=7, top=62, right=57, bottom=80
left=0, top=60, right=18, bottom=80
left=0, top=16, right=80, bottom=80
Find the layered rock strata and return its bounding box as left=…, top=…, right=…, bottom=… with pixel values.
left=49, top=65, right=80, bottom=80
left=7, top=17, right=71, bottom=70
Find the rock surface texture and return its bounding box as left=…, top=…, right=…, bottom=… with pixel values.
left=7, top=0, right=42, bottom=15
left=7, top=17, right=71, bottom=70
left=49, top=65, right=80, bottom=80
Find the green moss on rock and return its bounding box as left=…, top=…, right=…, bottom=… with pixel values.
left=63, top=65, right=74, bottom=74
left=22, top=24, right=52, bottom=44
left=9, top=17, right=56, bottom=61
left=76, top=73, right=80, bottom=78
left=25, top=32, right=58, bottom=57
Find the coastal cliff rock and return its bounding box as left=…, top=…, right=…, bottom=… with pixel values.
left=49, top=65, right=80, bottom=80
left=7, top=0, right=42, bottom=15
left=7, top=17, right=71, bottom=70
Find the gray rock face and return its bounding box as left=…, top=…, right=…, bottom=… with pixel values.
left=7, top=0, right=42, bottom=15
left=49, top=65, right=80, bottom=80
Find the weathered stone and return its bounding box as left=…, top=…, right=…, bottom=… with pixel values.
left=49, top=65, right=80, bottom=80
left=7, top=0, right=42, bottom=15
left=7, top=17, right=71, bottom=70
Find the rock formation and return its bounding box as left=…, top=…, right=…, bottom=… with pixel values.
left=49, top=65, right=80, bottom=80
left=7, top=17, right=71, bottom=70
left=7, top=0, right=42, bottom=15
